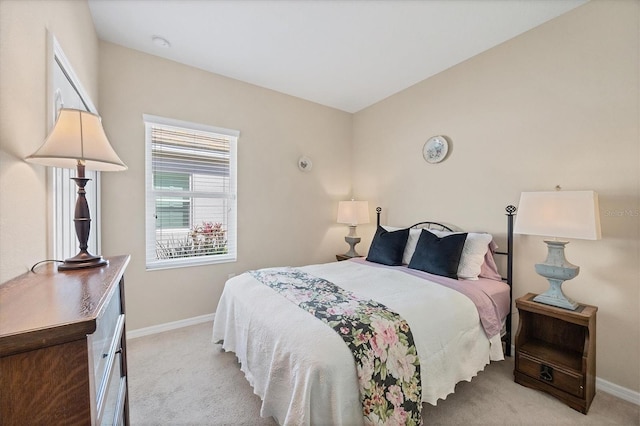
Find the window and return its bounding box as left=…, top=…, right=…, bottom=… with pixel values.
left=144, top=115, right=238, bottom=270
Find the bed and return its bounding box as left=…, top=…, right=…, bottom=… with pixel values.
left=213, top=206, right=515, bottom=425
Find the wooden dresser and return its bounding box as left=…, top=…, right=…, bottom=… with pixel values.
left=0, top=255, right=131, bottom=425
left=514, top=292, right=597, bottom=414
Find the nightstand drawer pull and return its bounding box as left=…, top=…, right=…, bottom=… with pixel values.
left=540, top=365, right=553, bottom=382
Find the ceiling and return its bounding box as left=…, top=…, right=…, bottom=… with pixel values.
left=88, top=0, right=588, bottom=113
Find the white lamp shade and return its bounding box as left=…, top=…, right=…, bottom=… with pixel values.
left=514, top=191, right=602, bottom=240
left=337, top=200, right=370, bottom=226
left=26, top=108, right=127, bottom=172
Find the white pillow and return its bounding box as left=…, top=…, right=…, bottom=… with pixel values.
left=430, top=230, right=493, bottom=280
left=404, top=228, right=422, bottom=265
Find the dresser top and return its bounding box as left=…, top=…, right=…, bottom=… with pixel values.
left=0, top=255, right=130, bottom=356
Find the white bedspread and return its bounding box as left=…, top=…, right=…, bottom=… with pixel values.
left=212, top=260, right=504, bottom=425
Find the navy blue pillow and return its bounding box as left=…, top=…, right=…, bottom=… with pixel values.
left=366, top=226, right=409, bottom=266
left=408, top=230, right=468, bottom=279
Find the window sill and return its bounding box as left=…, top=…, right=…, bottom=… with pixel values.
left=146, top=254, right=236, bottom=271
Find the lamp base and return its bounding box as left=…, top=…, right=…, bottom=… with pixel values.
left=58, top=251, right=108, bottom=271
left=343, top=235, right=362, bottom=258
left=533, top=280, right=579, bottom=310
left=58, top=162, right=108, bottom=272
left=533, top=240, right=580, bottom=310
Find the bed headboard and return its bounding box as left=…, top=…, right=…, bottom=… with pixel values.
left=373, top=206, right=515, bottom=284
left=374, top=205, right=517, bottom=356
left=375, top=206, right=455, bottom=232
left=376, top=207, right=453, bottom=232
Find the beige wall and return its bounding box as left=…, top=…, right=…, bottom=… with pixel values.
left=98, top=42, right=353, bottom=330
left=352, top=0, right=639, bottom=392
left=0, top=0, right=99, bottom=282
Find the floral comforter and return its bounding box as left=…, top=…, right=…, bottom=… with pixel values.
left=250, top=267, right=422, bottom=426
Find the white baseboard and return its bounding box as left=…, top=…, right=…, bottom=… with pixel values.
left=128, top=315, right=639, bottom=406
left=126, top=313, right=214, bottom=340
left=597, top=376, right=640, bottom=406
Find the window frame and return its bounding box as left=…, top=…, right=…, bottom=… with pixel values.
left=144, top=114, right=238, bottom=270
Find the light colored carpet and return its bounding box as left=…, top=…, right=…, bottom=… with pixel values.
left=127, top=321, right=639, bottom=425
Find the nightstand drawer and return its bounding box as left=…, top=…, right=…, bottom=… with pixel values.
left=517, top=352, right=584, bottom=398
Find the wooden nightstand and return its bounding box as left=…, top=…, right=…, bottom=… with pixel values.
left=336, top=254, right=362, bottom=261
left=514, top=293, right=597, bottom=414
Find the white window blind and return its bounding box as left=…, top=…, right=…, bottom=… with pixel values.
left=144, top=115, right=238, bottom=270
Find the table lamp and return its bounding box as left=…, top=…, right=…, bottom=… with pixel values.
left=26, top=108, right=127, bottom=270
left=514, top=190, right=601, bottom=310
left=337, top=200, right=370, bottom=258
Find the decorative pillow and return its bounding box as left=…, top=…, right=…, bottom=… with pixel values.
left=431, top=230, right=493, bottom=280
left=408, top=230, right=468, bottom=279
left=366, top=226, right=410, bottom=266
left=383, top=226, right=421, bottom=265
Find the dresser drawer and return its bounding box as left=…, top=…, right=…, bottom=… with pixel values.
left=99, top=351, right=127, bottom=425
left=517, top=352, right=584, bottom=398
left=92, top=284, right=123, bottom=396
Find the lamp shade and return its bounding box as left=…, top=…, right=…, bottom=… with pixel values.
left=26, top=108, right=127, bottom=171
left=514, top=190, right=601, bottom=240
left=337, top=200, right=370, bottom=226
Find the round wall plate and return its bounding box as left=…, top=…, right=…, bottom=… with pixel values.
left=423, top=136, right=448, bottom=163
left=298, top=156, right=312, bottom=172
